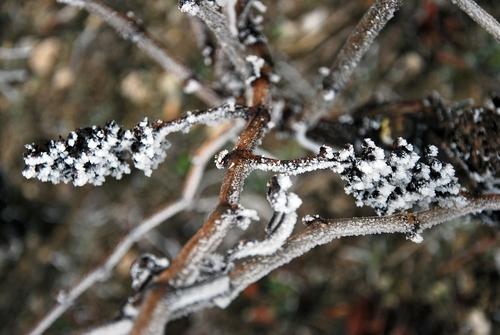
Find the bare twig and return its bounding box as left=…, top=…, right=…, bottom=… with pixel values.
left=57, top=0, right=221, bottom=105
left=301, top=0, right=403, bottom=126
left=451, top=0, right=500, bottom=42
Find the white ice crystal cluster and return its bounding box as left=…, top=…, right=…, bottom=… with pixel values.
left=266, top=175, right=302, bottom=215
left=245, top=55, right=265, bottom=85
left=22, top=119, right=169, bottom=186
left=334, top=138, right=464, bottom=215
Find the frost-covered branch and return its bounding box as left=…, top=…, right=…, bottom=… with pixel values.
left=27, top=124, right=241, bottom=335
left=22, top=1, right=500, bottom=333
left=451, top=0, right=500, bottom=43
left=129, top=104, right=272, bottom=335
left=231, top=138, right=464, bottom=215
left=179, top=0, right=251, bottom=81
left=301, top=0, right=403, bottom=126
left=57, top=0, right=221, bottom=105
left=178, top=194, right=500, bottom=320
left=23, top=103, right=249, bottom=186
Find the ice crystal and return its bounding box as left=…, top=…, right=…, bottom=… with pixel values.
left=215, top=149, right=230, bottom=169
left=23, top=121, right=133, bottom=187
left=233, top=204, right=260, bottom=230
left=130, top=253, right=170, bottom=291
left=266, top=175, right=302, bottom=214
left=245, top=55, right=265, bottom=85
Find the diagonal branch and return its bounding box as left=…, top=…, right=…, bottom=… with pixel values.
left=23, top=103, right=250, bottom=186
left=301, top=0, right=403, bottom=127
left=451, top=0, right=500, bottom=42
left=58, top=0, right=221, bottom=105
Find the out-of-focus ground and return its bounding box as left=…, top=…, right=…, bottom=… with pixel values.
left=1, top=1, right=499, bottom=334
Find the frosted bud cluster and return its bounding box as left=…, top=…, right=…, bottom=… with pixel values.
left=335, top=138, right=465, bottom=215
left=23, top=119, right=171, bottom=186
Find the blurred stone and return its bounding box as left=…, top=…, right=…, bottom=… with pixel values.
left=403, top=52, right=424, bottom=75
left=121, top=72, right=151, bottom=105
left=29, top=38, right=61, bottom=76
left=157, top=73, right=180, bottom=95
left=301, top=8, right=328, bottom=34
left=465, top=309, right=491, bottom=335
left=52, top=67, right=75, bottom=90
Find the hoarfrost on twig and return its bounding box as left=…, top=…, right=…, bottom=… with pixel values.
left=23, top=104, right=249, bottom=186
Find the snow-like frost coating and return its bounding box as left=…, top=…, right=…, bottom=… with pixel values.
left=338, top=138, right=465, bottom=215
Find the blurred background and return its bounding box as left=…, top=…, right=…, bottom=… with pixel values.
left=1, top=0, right=499, bottom=334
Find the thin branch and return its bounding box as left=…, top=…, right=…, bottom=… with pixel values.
left=301, top=0, right=403, bottom=126
left=451, top=0, right=500, bottom=43
left=179, top=1, right=251, bottom=81
left=57, top=0, right=221, bottom=105
left=27, top=124, right=240, bottom=335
